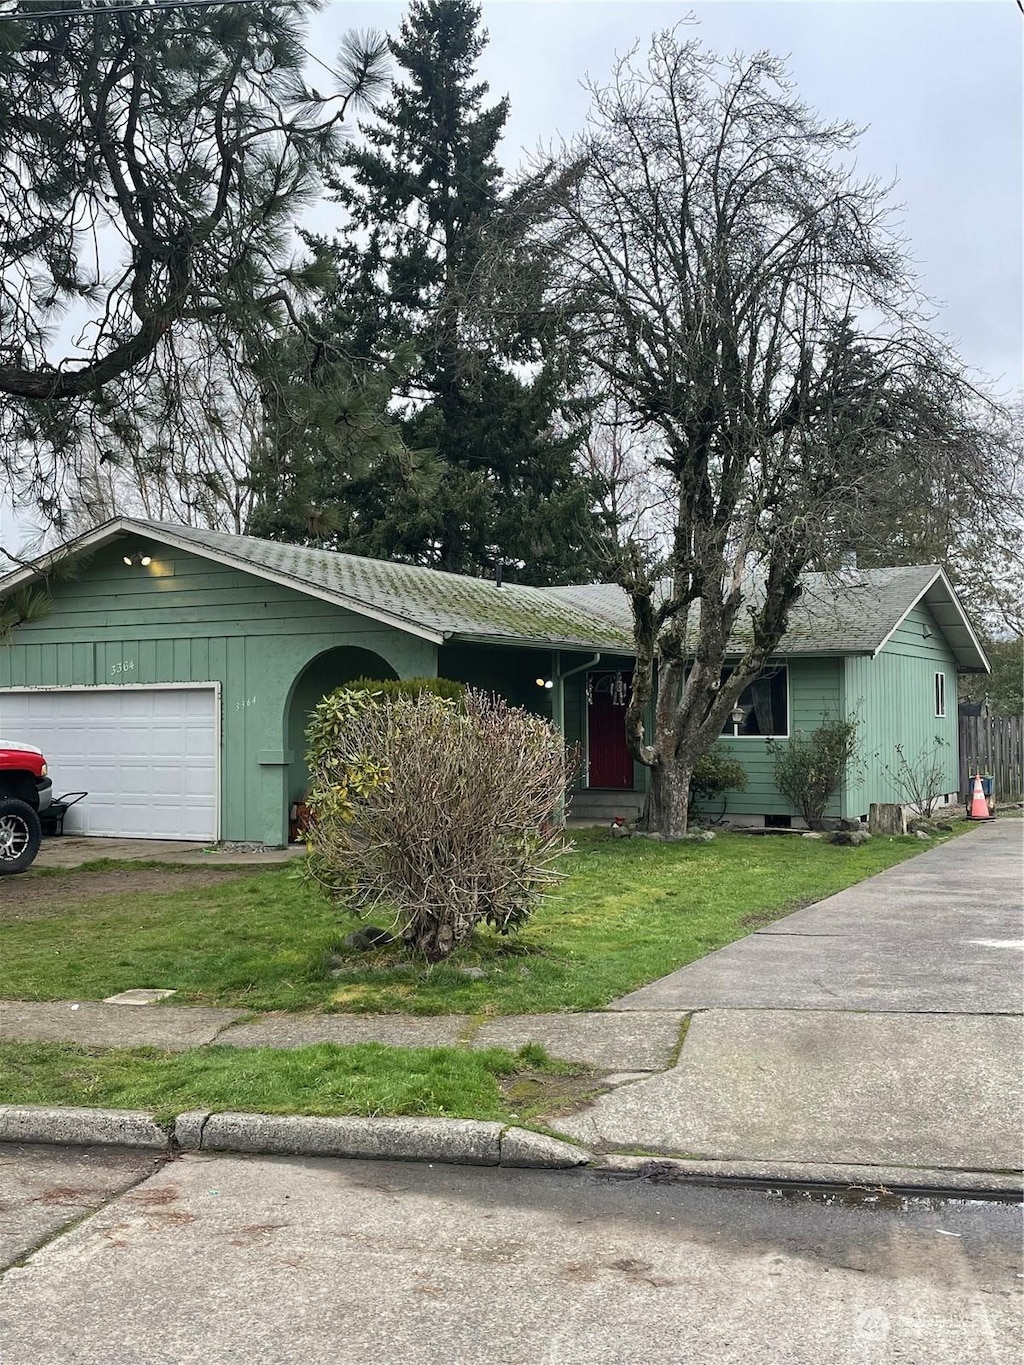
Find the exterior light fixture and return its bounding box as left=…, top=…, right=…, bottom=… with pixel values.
left=536, top=678, right=554, bottom=690
left=730, top=703, right=747, bottom=737
left=122, top=553, right=152, bottom=567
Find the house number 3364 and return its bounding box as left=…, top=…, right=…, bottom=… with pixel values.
left=235, top=695, right=257, bottom=711
left=110, top=658, right=135, bottom=676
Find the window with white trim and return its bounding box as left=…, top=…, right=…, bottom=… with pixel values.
left=720, top=666, right=789, bottom=738
left=934, top=671, right=946, bottom=717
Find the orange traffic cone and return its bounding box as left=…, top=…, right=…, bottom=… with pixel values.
left=967, top=773, right=993, bottom=821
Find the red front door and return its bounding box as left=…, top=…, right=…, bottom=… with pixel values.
left=587, top=672, right=634, bottom=788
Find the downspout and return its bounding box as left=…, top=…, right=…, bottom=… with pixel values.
left=551, top=650, right=602, bottom=823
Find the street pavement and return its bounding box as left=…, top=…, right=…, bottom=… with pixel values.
left=0, top=1145, right=1020, bottom=1365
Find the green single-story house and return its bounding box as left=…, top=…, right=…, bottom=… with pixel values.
left=0, top=518, right=989, bottom=843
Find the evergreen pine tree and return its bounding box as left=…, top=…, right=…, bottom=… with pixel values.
left=253, top=0, right=609, bottom=584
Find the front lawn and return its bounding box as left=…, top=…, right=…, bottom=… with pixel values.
left=0, top=827, right=965, bottom=1015
left=0, top=1040, right=590, bottom=1126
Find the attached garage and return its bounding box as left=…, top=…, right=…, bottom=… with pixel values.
left=0, top=685, right=219, bottom=840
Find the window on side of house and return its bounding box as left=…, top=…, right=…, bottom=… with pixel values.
left=720, top=666, right=789, bottom=738
left=934, top=671, right=946, bottom=717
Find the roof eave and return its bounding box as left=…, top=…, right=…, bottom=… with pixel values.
left=447, top=631, right=635, bottom=654
left=871, top=567, right=990, bottom=672
left=0, top=518, right=446, bottom=646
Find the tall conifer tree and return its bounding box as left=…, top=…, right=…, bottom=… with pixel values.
left=252, top=0, right=608, bottom=583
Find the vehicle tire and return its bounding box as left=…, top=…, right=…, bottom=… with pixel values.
left=0, top=798, right=42, bottom=874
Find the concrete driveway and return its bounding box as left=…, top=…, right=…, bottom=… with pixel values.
left=612, top=819, right=1023, bottom=1014
left=32, top=836, right=303, bottom=869
left=556, top=822, right=1024, bottom=1175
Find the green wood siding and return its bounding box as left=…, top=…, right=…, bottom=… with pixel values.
left=693, top=658, right=843, bottom=819
left=0, top=537, right=436, bottom=844
left=842, top=602, right=959, bottom=818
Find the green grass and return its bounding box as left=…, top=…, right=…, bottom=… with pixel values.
left=0, top=825, right=970, bottom=1015
left=0, top=1040, right=582, bottom=1126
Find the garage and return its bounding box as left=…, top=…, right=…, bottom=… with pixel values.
left=0, top=686, right=219, bottom=840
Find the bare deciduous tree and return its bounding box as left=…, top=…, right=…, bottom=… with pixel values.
left=542, top=33, right=1012, bottom=836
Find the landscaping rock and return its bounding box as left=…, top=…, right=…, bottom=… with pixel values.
left=801, top=832, right=824, bottom=840
left=839, top=817, right=865, bottom=832
left=457, top=966, right=487, bottom=980
left=682, top=830, right=716, bottom=842
left=828, top=830, right=872, bottom=846
left=915, top=829, right=932, bottom=840
left=343, top=926, right=397, bottom=951
left=810, top=817, right=842, bottom=832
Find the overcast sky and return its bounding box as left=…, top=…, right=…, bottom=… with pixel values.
left=2, top=0, right=1020, bottom=551
left=308, top=0, right=1021, bottom=387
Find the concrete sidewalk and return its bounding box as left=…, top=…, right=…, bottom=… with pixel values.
left=0, top=999, right=686, bottom=1073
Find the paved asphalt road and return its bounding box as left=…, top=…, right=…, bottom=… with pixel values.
left=1, top=1145, right=1020, bottom=1365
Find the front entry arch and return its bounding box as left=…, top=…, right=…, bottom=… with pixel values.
left=285, top=646, right=398, bottom=805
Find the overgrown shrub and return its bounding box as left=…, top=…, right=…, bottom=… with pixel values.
left=305, top=687, right=571, bottom=961
left=689, top=745, right=748, bottom=817
left=767, top=718, right=859, bottom=828
left=341, top=676, right=467, bottom=705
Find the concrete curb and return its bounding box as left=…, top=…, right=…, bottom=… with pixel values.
left=0, top=1104, right=170, bottom=1149
left=587, top=1153, right=1024, bottom=1198
left=2, top=1106, right=1016, bottom=1194
left=0, top=1105, right=591, bottom=1170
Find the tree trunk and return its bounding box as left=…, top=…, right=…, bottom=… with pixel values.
left=643, top=761, right=693, bottom=839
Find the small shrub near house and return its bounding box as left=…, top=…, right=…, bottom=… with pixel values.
left=305, top=687, right=571, bottom=961
left=690, top=745, right=747, bottom=818
left=768, top=718, right=859, bottom=828
left=882, top=738, right=950, bottom=818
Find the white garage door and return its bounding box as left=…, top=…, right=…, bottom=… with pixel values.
left=0, top=687, right=218, bottom=840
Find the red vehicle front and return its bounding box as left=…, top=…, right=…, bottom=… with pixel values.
left=0, top=740, right=52, bottom=874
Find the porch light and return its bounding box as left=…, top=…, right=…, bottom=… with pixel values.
left=122, top=553, right=152, bottom=567
left=536, top=678, right=554, bottom=690
left=730, top=703, right=747, bottom=737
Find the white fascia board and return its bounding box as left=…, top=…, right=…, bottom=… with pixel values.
left=0, top=518, right=445, bottom=647
left=0, top=517, right=129, bottom=591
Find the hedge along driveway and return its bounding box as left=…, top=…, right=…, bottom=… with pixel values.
left=0, top=830, right=963, bottom=1016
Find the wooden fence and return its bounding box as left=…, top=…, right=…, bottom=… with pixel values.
left=959, top=714, right=1024, bottom=800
